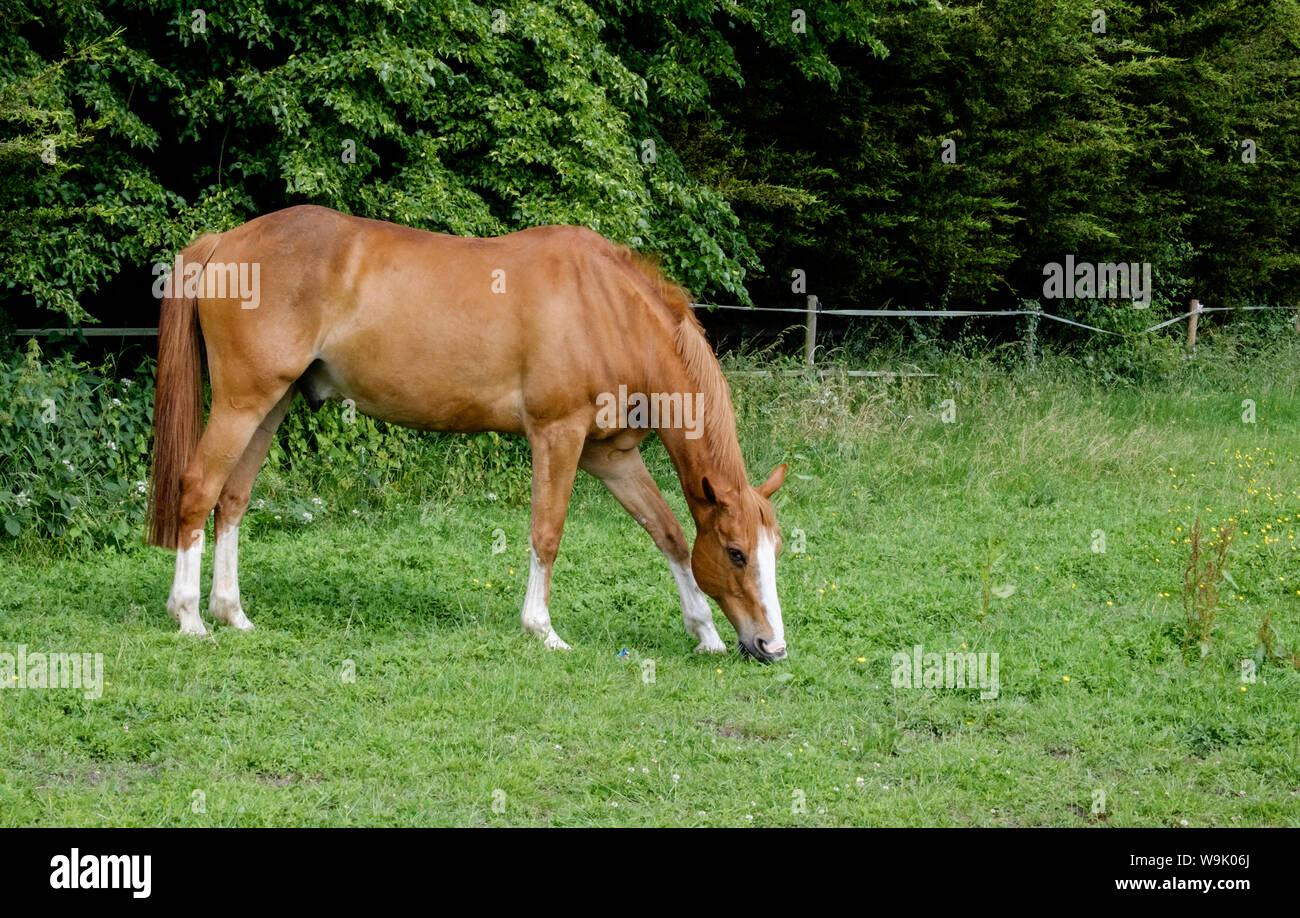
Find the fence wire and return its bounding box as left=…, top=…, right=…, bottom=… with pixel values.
left=690, top=301, right=1293, bottom=338
left=13, top=303, right=1293, bottom=339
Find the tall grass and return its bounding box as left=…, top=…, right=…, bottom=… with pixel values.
left=2, top=322, right=1299, bottom=825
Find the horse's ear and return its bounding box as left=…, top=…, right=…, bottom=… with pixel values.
left=701, top=475, right=740, bottom=507
left=757, top=462, right=788, bottom=498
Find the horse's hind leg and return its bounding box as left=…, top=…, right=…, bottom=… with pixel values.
left=580, top=439, right=726, bottom=653
left=167, top=386, right=291, bottom=635
left=209, top=389, right=295, bottom=631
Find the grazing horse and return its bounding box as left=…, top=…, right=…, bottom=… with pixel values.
left=146, top=205, right=789, bottom=661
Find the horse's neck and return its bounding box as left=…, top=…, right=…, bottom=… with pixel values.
left=652, top=365, right=749, bottom=524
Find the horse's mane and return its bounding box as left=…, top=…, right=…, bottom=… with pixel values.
left=612, top=247, right=749, bottom=488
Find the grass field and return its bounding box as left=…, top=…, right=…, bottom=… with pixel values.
left=2, top=335, right=1299, bottom=826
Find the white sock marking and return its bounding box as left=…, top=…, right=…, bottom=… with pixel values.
left=669, top=558, right=725, bottom=652
left=167, top=530, right=206, bottom=635
left=210, top=521, right=253, bottom=630
left=522, top=547, right=570, bottom=650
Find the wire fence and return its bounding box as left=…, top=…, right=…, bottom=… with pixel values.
left=690, top=296, right=1296, bottom=370
left=14, top=298, right=1294, bottom=377
left=691, top=299, right=1293, bottom=337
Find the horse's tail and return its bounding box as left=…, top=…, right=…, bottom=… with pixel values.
left=145, top=234, right=221, bottom=548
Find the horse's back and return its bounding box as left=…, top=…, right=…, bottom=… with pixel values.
left=195, top=207, right=676, bottom=436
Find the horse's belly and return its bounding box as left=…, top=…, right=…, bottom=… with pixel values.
left=302, top=351, right=525, bottom=434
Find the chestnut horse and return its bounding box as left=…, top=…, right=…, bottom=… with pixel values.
left=146, top=205, right=789, bottom=661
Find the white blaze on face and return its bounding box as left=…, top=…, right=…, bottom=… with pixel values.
left=755, top=528, right=785, bottom=652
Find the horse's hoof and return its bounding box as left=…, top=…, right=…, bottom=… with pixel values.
left=222, top=611, right=255, bottom=631
left=543, top=631, right=572, bottom=651
left=169, top=594, right=204, bottom=634
left=178, top=618, right=208, bottom=636
left=211, top=598, right=255, bottom=631
left=694, top=638, right=727, bottom=654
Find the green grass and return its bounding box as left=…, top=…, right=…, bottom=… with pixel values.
left=3, top=334, right=1300, bottom=826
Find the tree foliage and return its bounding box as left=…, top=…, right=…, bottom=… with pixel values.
left=0, top=0, right=1296, bottom=330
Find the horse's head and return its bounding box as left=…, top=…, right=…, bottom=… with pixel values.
left=691, top=463, right=789, bottom=662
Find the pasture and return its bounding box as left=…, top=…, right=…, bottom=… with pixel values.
left=2, top=339, right=1298, bottom=826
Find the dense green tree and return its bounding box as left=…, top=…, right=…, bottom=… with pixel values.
left=659, top=0, right=1297, bottom=332
left=1, top=0, right=1295, bottom=334
left=1, top=0, right=855, bottom=323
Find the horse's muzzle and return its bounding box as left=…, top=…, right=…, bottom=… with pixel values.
left=739, top=637, right=788, bottom=663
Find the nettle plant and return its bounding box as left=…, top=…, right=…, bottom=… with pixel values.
left=0, top=339, right=153, bottom=548
left=0, top=339, right=537, bottom=550
left=249, top=398, right=535, bottom=536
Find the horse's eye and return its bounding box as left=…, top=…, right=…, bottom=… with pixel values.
left=727, top=547, right=746, bottom=567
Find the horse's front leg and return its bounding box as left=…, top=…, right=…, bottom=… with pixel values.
left=521, top=419, right=588, bottom=651
left=579, top=438, right=725, bottom=653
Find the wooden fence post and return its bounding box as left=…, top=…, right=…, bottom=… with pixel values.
left=805, top=294, right=819, bottom=366
left=1186, top=299, right=1201, bottom=352
left=1024, top=302, right=1041, bottom=370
